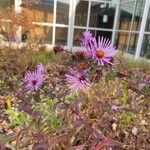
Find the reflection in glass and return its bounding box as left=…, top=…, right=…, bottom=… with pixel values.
left=141, top=35, right=150, bottom=59
left=29, top=0, right=54, bottom=23
left=73, top=28, right=86, bottom=46
left=56, top=0, right=69, bottom=24
left=119, top=1, right=135, bottom=30
left=89, top=2, right=116, bottom=29
left=75, top=1, right=88, bottom=26
left=55, top=27, right=68, bottom=45
left=29, top=26, right=52, bottom=43
left=132, top=0, right=145, bottom=31
left=127, top=33, right=138, bottom=54
left=116, top=32, right=129, bottom=51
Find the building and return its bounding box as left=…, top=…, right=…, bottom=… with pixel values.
left=0, top=0, right=150, bottom=59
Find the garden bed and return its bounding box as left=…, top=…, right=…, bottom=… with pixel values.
left=0, top=34, right=150, bottom=150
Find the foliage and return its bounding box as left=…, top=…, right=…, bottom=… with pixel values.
left=0, top=24, right=150, bottom=150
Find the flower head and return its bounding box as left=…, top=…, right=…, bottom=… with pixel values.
left=111, top=104, right=119, bottom=111
left=89, top=36, right=116, bottom=66
left=65, top=68, right=91, bottom=92
left=36, top=63, right=46, bottom=74
left=81, top=31, right=93, bottom=48
left=24, top=70, right=45, bottom=91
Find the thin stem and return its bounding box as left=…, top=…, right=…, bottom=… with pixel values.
left=41, top=88, right=104, bottom=140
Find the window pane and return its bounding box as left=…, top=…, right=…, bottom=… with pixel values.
left=132, top=0, right=145, bottom=31
left=116, top=32, right=129, bottom=51
left=145, top=9, right=150, bottom=31
left=0, top=0, right=14, bottom=42
left=0, top=0, right=14, bottom=14
left=88, top=30, right=96, bottom=37
left=141, top=35, right=150, bottom=59
left=55, top=27, right=68, bottom=45
left=56, top=0, right=70, bottom=24
left=96, top=30, right=112, bottom=40
left=73, top=28, right=86, bottom=46
left=27, top=0, right=54, bottom=23
left=89, top=2, right=116, bottom=29
left=75, top=1, right=88, bottom=26
left=29, top=26, right=52, bottom=43
left=119, top=1, right=135, bottom=30
left=127, top=33, right=138, bottom=54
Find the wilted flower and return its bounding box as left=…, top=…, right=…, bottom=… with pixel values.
left=81, top=31, right=93, bottom=48
left=65, top=68, right=91, bottom=92
left=89, top=36, right=116, bottom=66
left=36, top=63, right=46, bottom=74
left=53, top=45, right=64, bottom=54
left=24, top=71, right=45, bottom=91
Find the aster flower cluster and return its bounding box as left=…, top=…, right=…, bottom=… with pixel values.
left=24, top=63, right=46, bottom=91
left=65, top=31, right=117, bottom=92
left=81, top=31, right=116, bottom=66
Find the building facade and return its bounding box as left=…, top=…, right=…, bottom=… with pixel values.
left=0, top=0, right=150, bottom=59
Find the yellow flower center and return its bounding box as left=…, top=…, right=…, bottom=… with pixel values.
left=96, top=50, right=105, bottom=58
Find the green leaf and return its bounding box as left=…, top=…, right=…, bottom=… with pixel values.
left=6, top=96, right=11, bottom=110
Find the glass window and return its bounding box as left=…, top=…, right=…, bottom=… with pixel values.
left=96, top=30, right=112, bottom=40
left=127, top=33, right=139, bottom=54
left=145, top=9, right=150, bottom=31
left=88, top=30, right=96, bottom=37
left=119, top=1, right=135, bottom=30
left=55, top=27, right=68, bottom=45
left=0, top=0, right=14, bottom=14
left=116, top=32, right=129, bottom=52
left=27, top=0, right=54, bottom=23
left=75, top=1, right=88, bottom=26
left=0, top=0, right=14, bottom=41
left=140, top=35, right=150, bottom=59
left=29, top=26, right=52, bottom=43
left=89, top=2, right=116, bottom=29
left=56, top=0, right=70, bottom=24
left=132, top=0, right=145, bottom=31
left=73, top=28, right=86, bottom=46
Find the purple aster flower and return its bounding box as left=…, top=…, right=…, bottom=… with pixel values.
left=65, top=68, right=91, bottom=92
left=89, top=36, right=117, bottom=66
left=36, top=63, right=46, bottom=74
left=81, top=31, right=93, bottom=48
left=111, top=104, right=119, bottom=111
left=24, top=70, right=45, bottom=91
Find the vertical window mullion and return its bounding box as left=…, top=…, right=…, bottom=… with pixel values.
left=112, top=0, right=120, bottom=46
left=14, top=0, right=22, bottom=42
left=67, top=0, right=76, bottom=49
left=126, top=0, right=137, bottom=53
left=52, top=0, right=57, bottom=45
left=86, top=0, right=91, bottom=31
left=135, top=0, right=150, bottom=59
